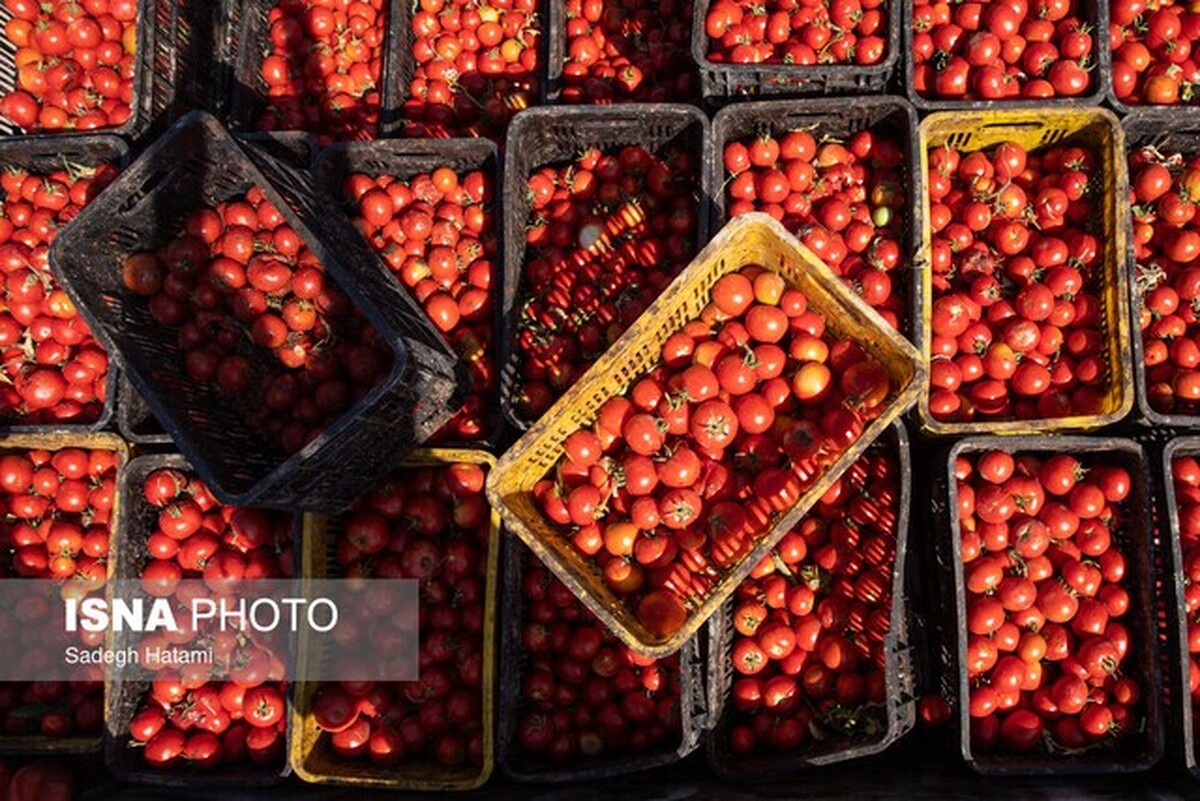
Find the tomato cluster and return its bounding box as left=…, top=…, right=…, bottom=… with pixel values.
left=513, top=548, right=682, bottom=762
left=536, top=264, right=894, bottom=641
left=127, top=466, right=293, bottom=770
left=911, top=0, right=1095, bottom=101
left=255, top=0, right=387, bottom=143
left=722, top=128, right=908, bottom=331
left=957, top=450, right=1143, bottom=754
left=0, top=446, right=119, bottom=740
left=398, top=0, right=540, bottom=141
left=723, top=448, right=899, bottom=755
left=1170, top=455, right=1200, bottom=710
left=310, top=461, right=491, bottom=769
left=1129, top=146, right=1200, bottom=414
left=341, top=164, right=497, bottom=442
left=513, top=144, right=700, bottom=422
left=704, top=0, right=889, bottom=67
left=0, top=159, right=118, bottom=425
left=561, top=0, right=696, bottom=104
left=121, top=187, right=394, bottom=456
left=0, top=0, right=139, bottom=132
left=1110, top=0, right=1200, bottom=105
left=926, top=140, right=1112, bottom=424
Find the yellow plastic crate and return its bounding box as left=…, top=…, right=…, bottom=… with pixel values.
left=290, top=449, right=499, bottom=790
left=0, top=432, right=129, bottom=756
left=487, top=213, right=924, bottom=657
left=916, top=108, right=1133, bottom=436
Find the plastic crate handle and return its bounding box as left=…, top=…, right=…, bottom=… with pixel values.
left=114, top=167, right=181, bottom=216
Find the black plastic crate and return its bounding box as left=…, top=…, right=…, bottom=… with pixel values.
left=901, top=0, right=1108, bottom=111
left=691, top=0, right=899, bottom=101
left=0, top=134, right=128, bottom=435
left=105, top=452, right=293, bottom=786
left=1159, top=437, right=1200, bottom=778
left=114, top=131, right=315, bottom=449
left=0, top=0, right=153, bottom=138
left=49, top=111, right=464, bottom=513
left=113, top=132, right=313, bottom=448
left=314, top=137, right=505, bottom=450
left=496, top=533, right=707, bottom=782
left=380, top=0, right=549, bottom=139
left=225, top=0, right=398, bottom=138
left=707, top=96, right=920, bottom=341
left=143, top=0, right=236, bottom=127
left=499, top=104, right=710, bottom=432
left=0, top=431, right=127, bottom=757
left=933, top=436, right=1164, bottom=775
left=1121, top=110, right=1200, bottom=430
left=703, top=420, right=917, bottom=778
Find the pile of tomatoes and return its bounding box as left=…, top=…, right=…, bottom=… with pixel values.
left=1129, top=146, right=1200, bottom=414
left=127, top=465, right=293, bottom=770
left=0, top=0, right=139, bottom=132
left=722, top=446, right=900, bottom=756
left=398, top=0, right=540, bottom=141
left=512, top=143, right=700, bottom=422
left=911, top=0, right=1095, bottom=100
left=560, top=0, right=696, bottom=104
left=0, top=446, right=119, bottom=739
left=513, top=548, right=683, bottom=764
left=721, top=127, right=908, bottom=331
left=340, top=164, right=497, bottom=442
left=703, top=0, right=889, bottom=67
left=535, top=264, right=894, bottom=641
left=0, top=158, right=119, bottom=425
left=957, top=450, right=1144, bottom=754
left=1110, top=0, right=1200, bottom=106
left=256, top=0, right=387, bottom=143
left=121, top=187, right=395, bottom=456
left=309, top=461, right=491, bottom=770
left=926, top=140, right=1112, bottom=424
left=1171, top=454, right=1200, bottom=704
